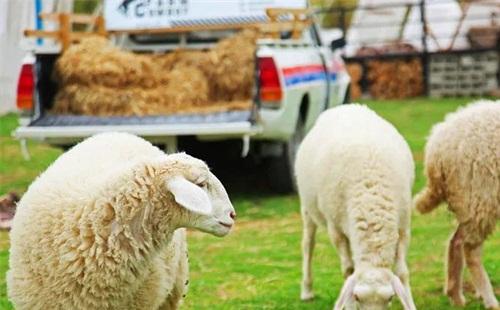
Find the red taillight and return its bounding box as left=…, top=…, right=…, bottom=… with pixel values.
left=259, top=57, right=282, bottom=102
left=16, top=63, right=34, bottom=110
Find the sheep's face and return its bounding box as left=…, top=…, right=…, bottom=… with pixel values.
left=334, top=268, right=415, bottom=310
left=186, top=171, right=236, bottom=237
left=351, top=268, right=395, bottom=310
left=164, top=153, right=235, bottom=237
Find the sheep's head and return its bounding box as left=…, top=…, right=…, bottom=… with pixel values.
left=162, top=153, right=235, bottom=237
left=334, top=267, right=416, bottom=310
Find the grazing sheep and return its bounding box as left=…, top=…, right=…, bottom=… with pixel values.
left=7, top=132, right=236, bottom=310
left=295, top=104, right=416, bottom=310
left=0, top=192, right=19, bottom=230
left=414, top=100, right=499, bottom=309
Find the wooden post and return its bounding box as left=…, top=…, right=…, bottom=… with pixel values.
left=58, top=13, right=71, bottom=50
left=419, top=0, right=429, bottom=96
left=291, top=12, right=302, bottom=39
left=95, top=16, right=106, bottom=37
left=266, top=9, right=280, bottom=39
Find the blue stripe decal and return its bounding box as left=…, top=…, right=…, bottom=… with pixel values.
left=284, top=72, right=338, bottom=86
left=35, top=0, right=43, bottom=45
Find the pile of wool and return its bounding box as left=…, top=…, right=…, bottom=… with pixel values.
left=52, top=30, right=257, bottom=117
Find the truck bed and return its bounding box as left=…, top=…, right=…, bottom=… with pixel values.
left=15, top=52, right=260, bottom=144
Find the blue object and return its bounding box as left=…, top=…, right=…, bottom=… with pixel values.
left=35, top=0, right=42, bottom=45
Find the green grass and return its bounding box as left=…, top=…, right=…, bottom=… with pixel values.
left=0, top=97, right=498, bottom=309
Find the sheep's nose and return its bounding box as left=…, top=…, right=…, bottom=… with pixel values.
left=229, top=211, right=236, bottom=220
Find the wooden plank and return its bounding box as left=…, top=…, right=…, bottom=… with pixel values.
left=70, top=14, right=101, bottom=24
left=259, top=21, right=311, bottom=32
left=70, top=32, right=106, bottom=40
left=39, top=12, right=100, bottom=24
left=108, top=22, right=259, bottom=35
left=24, top=29, right=59, bottom=38
left=266, top=8, right=310, bottom=18
left=109, top=20, right=311, bottom=36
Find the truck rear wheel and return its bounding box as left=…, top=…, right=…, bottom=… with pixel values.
left=266, top=118, right=306, bottom=193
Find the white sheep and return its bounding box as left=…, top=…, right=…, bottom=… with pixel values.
left=414, top=100, right=499, bottom=309
left=7, top=132, right=236, bottom=310
left=295, top=104, right=416, bottom=310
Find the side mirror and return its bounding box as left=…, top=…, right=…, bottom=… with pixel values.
left=331, top=37, right=346, bottom=50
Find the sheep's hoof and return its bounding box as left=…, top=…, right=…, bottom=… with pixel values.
left=300, top=291, right=315, bottom=301
left=484, top=300, right=499, bottom=310
left=448, top=294, right=466, bottom=307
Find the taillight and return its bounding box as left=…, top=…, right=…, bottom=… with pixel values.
left=16, top=63, right=34, bottom=110
left=259, top=57, right=282, bottom=103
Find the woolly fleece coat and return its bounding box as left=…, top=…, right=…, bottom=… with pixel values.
left=8, top=133, right=190, bottom=310
left=295, top=104, right=415, bottom=268
left=415, top=100, right=500, bottom=245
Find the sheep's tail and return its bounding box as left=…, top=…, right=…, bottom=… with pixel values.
left=414, top=183, right=444, bottom=214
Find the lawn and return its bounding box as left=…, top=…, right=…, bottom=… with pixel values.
left=0, top=97, right=498, bottom=309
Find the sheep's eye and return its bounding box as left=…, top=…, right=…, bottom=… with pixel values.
left=197, top=180, right=208, bottom=188
left=353, top=295, right=359, bottom=302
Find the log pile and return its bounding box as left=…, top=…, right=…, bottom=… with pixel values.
left=467, top=26, right=499, bottom=49
left=352, top=44, right=424, bottom=99
left=52, top=30, right=257, bottom=116
left=367, top=58, right=424, bottom=99
left=355, top=43, right=417, bottom=57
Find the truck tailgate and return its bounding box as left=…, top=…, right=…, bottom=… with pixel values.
left=15, top=110, right=261, bottom=144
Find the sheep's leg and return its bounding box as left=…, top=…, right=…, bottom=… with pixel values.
left=327, top=224, right=355, bottom=310
left=395, top=229, right=414, bottom=302
left=464, top=243, right=499, bottom=309
left=301, top=212, right=317, bottom=301
left=327, top=224, right=354, bottom=278
left=159, top=232, right=189, bottom=310
left=446, top=225, right=466, bottom=306
left=159, top=254, right=189, bottom=310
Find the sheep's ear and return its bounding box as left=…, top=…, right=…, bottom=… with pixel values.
left=166, top=176, right=213, bottom=215
left=334, top=274, right=356, bottom=310
left=391, top=274, right=416, bottom=310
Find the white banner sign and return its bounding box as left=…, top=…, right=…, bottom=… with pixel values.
left=104, top=0, right=307, bottom=31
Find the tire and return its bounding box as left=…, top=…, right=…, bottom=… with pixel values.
left=267, top=118, right=306, bottom=193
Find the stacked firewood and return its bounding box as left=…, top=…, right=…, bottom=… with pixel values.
left=352, top=44, right=423, bottom=99
left=367, top=58, right=424, bottom=99
left=467, top=26, right=499, bottom=49
left=346, top=58, right=424, bottom=100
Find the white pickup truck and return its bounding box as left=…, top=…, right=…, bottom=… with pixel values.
left=15, top=19, right=350, bottom=192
